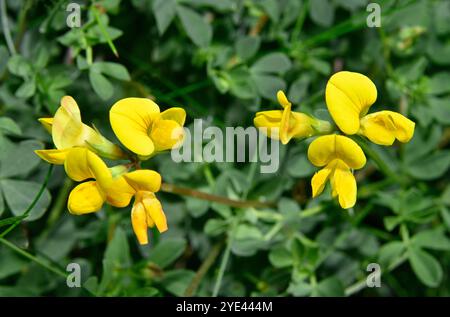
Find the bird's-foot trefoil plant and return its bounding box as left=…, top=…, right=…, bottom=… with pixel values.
left=254, top=71, right=415, bottom=209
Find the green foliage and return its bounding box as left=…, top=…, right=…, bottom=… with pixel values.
left=0, top=0, right=449, bottom=297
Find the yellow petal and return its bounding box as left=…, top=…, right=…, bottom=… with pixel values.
left=52, top=96, right=84, bottom=149
left=254, top=110, right=282, bottom=140
left=142, top=192, right=167, bottom=233
left=131, top=201, right=149, bottom=245
left=35, top=149, right=70, bottom=165
left=64, top=148, right=112, bottom=189
left=123, top=170, right=162, bottom=193
left=150, top=118, right=184, bottom=151
left=38, top=118, right=53, bottom=134
left=277, top=90, right=291, bottom=108
left=360, top=110, right=415, bottom=145
left=311, top=164, right=332, bottom=198
left=331, top=161, right=357, bottom=209
left=106, top=176, right=134, bottom=208
left=68, top=181, right=105, bottom=215
left=290, top=112, right=315, bottom=139
left=160, top=107, right=186, bottom=126
left=307, top=135, right=366, bottom=169
left=325, top=71, right=377, bottom=135
left=110, top=97, right=160, bottom=156
left=279, top=104, right=291, bottom=144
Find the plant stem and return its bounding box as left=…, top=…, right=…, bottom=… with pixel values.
left=160, top=183, right=274, bottom=209
left=0, top=237, right=66, bottom=278
left=344, top=253, right=408, bottom=296
left=92, top=6, right=119, bottom=57
left=0, top=165, right=53, bottom=239
left=0, top=0, right=16, bottom=55
left=351, top=136, right=400, bottom=182
left=184, top=241, right=224, bottom=296
left=212, top=219, right=238, bottom=297
left=290, top=0, right=308, bottom=44
left=46, top=177, right=73, bottom=228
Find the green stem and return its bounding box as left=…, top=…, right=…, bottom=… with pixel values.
left=0, top=165, right=54, bottom=238
left=0, top=0, right=16, bottom=55
left=0, top=237, right=66, bottom=278
left=351, top=136, right=400, bottom=182
left=290, top=0, right=308, bottom=44
left=92, top=6, right=119, bottom=57
left=212, top=219, right=238, bottom=297
left=344, top=253, right=408, bottom=296
left=184, top=241, right=224, bottom=296
left=46, top=177, right=73, bottom=228
left=299, top=205, right=324, bottom=218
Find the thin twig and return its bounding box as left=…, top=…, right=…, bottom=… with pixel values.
left=184, top=241, right=224, bottom=296
left=0, top=0, right=16, bottom=55
left=160, top=183, right=274, bottom=209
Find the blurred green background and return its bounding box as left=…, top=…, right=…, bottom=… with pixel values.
left=0, top=0, right=449, bottom=297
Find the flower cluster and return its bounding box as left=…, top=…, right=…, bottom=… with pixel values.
left=255, top=71, right=415, bottom=209
left=36, top=96, right=186, bottom=244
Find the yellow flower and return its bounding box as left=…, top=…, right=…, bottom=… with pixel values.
left=360, top=111, right=415, bottom=146
left=109, top=97, right=186, bottom=158
left=35, top=96, right=125, bottom=164
left=64, top=148, right=113, bottom=215
left=307, top=134, right=366, bottom=209
left=107, top=169, right=167, bottom=245
left=254, top=91, right=331, bottom=144
left=325, top=71, right=415, bottom=145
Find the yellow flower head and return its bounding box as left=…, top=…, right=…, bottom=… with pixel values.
left=35, top=96, right=125, bottom=164
left=109, top=98, right=186, bottom=158
left=360, top=110, right=415, bottom=145
left=106, top=169, right=167, bottom=245
left=325, top=71, right=415, bottom=145
left=254, top=90, right=325, bottom=144
left=64, top=148, right=113, bottom=215
left=307, top=134, right=366, bottom=209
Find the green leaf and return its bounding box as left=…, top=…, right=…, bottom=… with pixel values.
left=268, top=245, right=293, bottom=268
left=36, top=217, right=77, bottom=260
left=0, top=247, right=27, bottom=279
left=98, top=226, right=130, bottom=294
left=408, top=246, right=443, bottom=287
left=309, top=0, right=334, bottom=27
left=252, top=74, right=286, bottom=100
left=231, top=224, right=266, bottom=256
left=0, top=140, right=42, bottom=178
left=176, top=5, right=212, bottom=47
left=0, top=179, right=51, bottom=221
left=407, top=150, right=450, bottom=180
left=411, top=228, right=450, bottom=251
left=427, top=72, right=450, bottom=95
left=7, top=55, right=32, bottom=78
left=259, top=0, right=280, bottom=22
left=287, top=155, right=315, bottom=178
left=378, top=241, right=405, bottom=268
left=313, top=277, right=344, bottom=296
left=160, top=269, right=195, bottom=296
left=204, top=218, right=228, bottom=236
left=235, top=36, right=260, bottom=61
left=147, top=238, right=187, bottom=269
left=428, top=97, right=450, bottom=125
left=94, top=62, right=131, bottom=81
left=0, top=117, right=22, bottom=136
left=153, top=0, right=177, bottom=35
left=441, top=207, right=450, bottom=230
left=15, top=80, right=36, bottom=99
left=89, top=68, right=114, bottom=100
left=228, top=67, right=258, bottom=99
left=0, top=46, right=9, bottom=74
left=251, top=52, right=292, bottom=75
